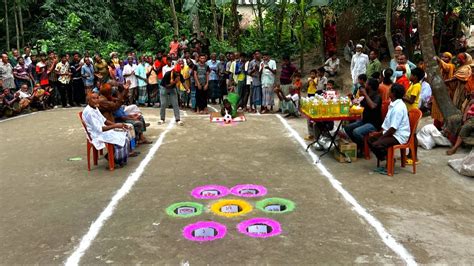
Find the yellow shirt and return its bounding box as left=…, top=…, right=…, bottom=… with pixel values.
left=307, top=77, right=317, bottom=94
left=405, top=82, right=421, bottom=110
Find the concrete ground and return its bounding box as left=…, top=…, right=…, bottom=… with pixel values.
left=0, top=107, right=472, bottom=264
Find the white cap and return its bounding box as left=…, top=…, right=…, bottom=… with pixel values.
left=356, top=44, right=363, bottom=48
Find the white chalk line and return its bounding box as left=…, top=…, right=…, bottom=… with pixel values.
left=64, top=121, right=176, bottom=266
left=207, top=104, right=218, bottom=112
left=276, top=114, right=417, bottom=265
left=0, top=111, right=37, bottom=123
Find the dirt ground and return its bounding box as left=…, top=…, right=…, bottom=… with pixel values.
left=0, top=106, right=472, bottom=264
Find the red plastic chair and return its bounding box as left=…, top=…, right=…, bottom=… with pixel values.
left=79, top=111, right=115, bottom=171
left=373, top=108, right=422, bottom=176
left=364, top=99, right=391, bottom=160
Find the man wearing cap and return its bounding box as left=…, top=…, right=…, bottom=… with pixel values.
left=350, top=44, right=369, bottom=87
left=159, top=64, right=188, bottom=126
left=389, top=46, right=416, bottom=80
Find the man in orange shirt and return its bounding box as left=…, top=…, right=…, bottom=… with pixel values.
left=169, top=35, right=180, bottom=57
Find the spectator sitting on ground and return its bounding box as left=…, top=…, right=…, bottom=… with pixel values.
left=446, top=92, right=474, bottom=155
left=324, top=52, right=340, bottom=76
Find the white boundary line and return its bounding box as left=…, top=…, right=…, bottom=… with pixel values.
left=0, top=111, right=37, bottom=123
left=207, top=104, right=218, bottom=112
left=64, top=121, right=176, bottom=266
left=276, top=114, right=417, bottom=265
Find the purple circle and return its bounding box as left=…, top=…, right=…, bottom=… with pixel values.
left=183, top=221, right=227, bottom=242
left=230, top=184, right=267, bottom=198
left=237, top=218, right=282, bottom=238
left=191, top=185, right=230, bottom=199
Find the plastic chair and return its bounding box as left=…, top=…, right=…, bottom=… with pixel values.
left=373, top=108, right=422, bottom=176
left=364, top=99, right=391, bottom=160
left=78, top=111, right=115, bottom=171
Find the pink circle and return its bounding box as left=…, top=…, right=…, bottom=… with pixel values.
left=230, top=184, right=267, bottom=198
left=237, top=218, right=282, bottom=238
left=191, top=185, right=230, bottom=199
left=183, top=221, right=227, bottom=242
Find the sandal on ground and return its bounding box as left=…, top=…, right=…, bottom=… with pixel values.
left=138, top=140, right=153, bottom=144
left=304, top=135, right=315, bottom=141
left=158, top=120, right=165, bottom=125
left=405, top=159, right=419, bottom=165
left=177, top=121, right=184, bottom=126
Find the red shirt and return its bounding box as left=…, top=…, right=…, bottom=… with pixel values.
left=396, top=75, right=410, bottom=91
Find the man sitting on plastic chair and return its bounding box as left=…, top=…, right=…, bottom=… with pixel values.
left=82, top=92, right=131, bottom=168
left=369, top=84, right=410, bottom=174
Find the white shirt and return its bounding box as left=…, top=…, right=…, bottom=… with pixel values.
left=419, top=80, right=432, bottom=108
left=244, top=61, right=252, bottom=85
left=162, top=65, right=173, bottom=77
left=260, top=59, right=277, bottom=85
left=82, top=105, right=127, bottom=150
left=22, top=54, right=32, bottom=66
left=382, top=99, right=410, bottom=144
left=123, top=64, right=138, bottom=88
left=350, top=52, right=369, bottom=84
left=324, top=58, right=340, bottom=72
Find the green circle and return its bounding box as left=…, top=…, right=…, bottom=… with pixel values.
left=256, top=198, right=295, bottom=214
left=166, top=202, right=204, bottom=218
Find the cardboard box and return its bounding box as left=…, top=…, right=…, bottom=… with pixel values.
left=334, top=139, right=357, bottom=163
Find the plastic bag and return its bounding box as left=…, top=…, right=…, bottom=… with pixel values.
left=417, top=124, right=451, bottom=150
left=448, top=149, right=474, bottom=177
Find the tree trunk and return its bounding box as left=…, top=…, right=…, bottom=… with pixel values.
left=256, top=0, right=264, bottom=36
left=415, top=0, right=461, bottom=128
left=191, top=4, right=200, bottom=34
left=4, top=0, right=10, bottom=51
left=318, top=8, right=325, bottom=64
left=275, top=0, right=287, bottom=48
left=385, top=0, right=394, bottom=59
left=210, top=0, right=219, bottom=39
left=18, top=2, right=24, bottom=47
left=220, top=8, right=225, bottom=41
left=298, top=0, right=306, bottom=71
left=406, top=0, right=413, bottom=58
left=170, top=0, right=179, bottom=36
left=14, top=0, right=20, bottom=50
left=230, top=0, right=240, bottom=48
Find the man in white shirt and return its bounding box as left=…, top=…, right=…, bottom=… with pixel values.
left=324, top=52, right=340, bottom=76
left=369, top=83, right=410, bottom=163
left=123, top=56, right=138, bottom=104
left=81, top=92, right=131, bottom=167
left=350, top=44, right=368, bottom=86
left=260, top=52, right=276, bottom=113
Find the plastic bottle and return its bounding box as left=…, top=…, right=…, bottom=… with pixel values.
left=310, top=99, right=318, bottom=118
left=332, top=98, right=340, bottom=117
left=321, top=99, right=329, bottom=118
left=340, top=97, right=350, bottom=116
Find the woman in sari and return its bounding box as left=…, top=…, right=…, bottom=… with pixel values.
left=432, top=52, right=456, bottom=129
left=446, top=53, right=472, bottom=111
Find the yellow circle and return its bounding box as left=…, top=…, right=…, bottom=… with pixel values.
left=210, top=199, right=253, bottom=218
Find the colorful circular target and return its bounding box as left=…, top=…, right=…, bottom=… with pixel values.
left=182, top=221, right=227, bottom=242
left=256, top=198, right=295, bottom=214
left=237, top=218, right=282, bottom=238
left=210, top=199, right=253, bottom=218
left=191, top=185, right=230, bottom=200
left=230, top=184, right=267, bottom=198
left=165, top=202, right=203, bottom=218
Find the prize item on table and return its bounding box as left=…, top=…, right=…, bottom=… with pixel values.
left=300, top=93, right=356, bottom=119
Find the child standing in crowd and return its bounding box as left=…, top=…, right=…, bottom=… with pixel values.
left=316, top=67, right=328, bottom=95
left=403, top=67, right=424, bottom=165
left=395, top=65, right=409, bottom=91
left=292, top=72, right=302, bottom=96
left=307, top=69, right=318, bottom=97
